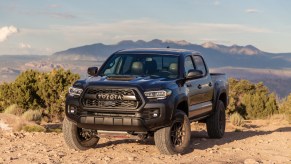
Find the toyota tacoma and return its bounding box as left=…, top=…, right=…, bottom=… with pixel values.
left=63, top=48, right=228, bottom=155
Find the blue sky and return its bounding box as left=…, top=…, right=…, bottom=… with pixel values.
left=0, top=0, right=290, bottom=55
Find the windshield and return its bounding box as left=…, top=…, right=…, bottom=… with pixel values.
left=99, top=54, right=179, bottom=79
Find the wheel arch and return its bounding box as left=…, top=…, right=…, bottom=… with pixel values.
left=174, top=94, right=189, bottom=118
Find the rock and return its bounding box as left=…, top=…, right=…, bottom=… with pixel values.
left=57, top=152, right=66, bottom=158
left=201, top=138, right=207, bottom=141
left=9, top=157, right=18, bottom=160
left=244, top=158, right=259, bottom=164
left=0, top=157, right=4, bottom=162
left=104, top=157, right=111, bottom=161
left=128, top=156, right=135, bottom=161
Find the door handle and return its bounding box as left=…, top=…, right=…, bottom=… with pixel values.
left=186, top=83, right=192, bottom=87
left=209, top=82, right=212, bottom=87
left=197, top=84, right=202, bottom=89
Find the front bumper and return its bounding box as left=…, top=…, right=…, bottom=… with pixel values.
left=65, top=95, right=174, bottom=132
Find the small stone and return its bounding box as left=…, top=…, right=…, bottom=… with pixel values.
left=104, top=157, right=111, bottom=161
left=244, top=158, right=259, bottom=164
left=201, top=138, right=207, bottom=141
left=9, top=157, right=18, bottom=160
left=128, top=156, right=135, bottom=161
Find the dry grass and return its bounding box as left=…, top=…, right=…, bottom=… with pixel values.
left=267, top=114, right=290, bottom=125
left=4, top=104, right=25, bottom=116
left=21, top=124, right=46, bottom=132
left=22, top=110, right=42, bottom=122
left=230, top=112, right=245, bottom=126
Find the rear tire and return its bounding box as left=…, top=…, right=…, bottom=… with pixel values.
left=206, top=100, right=226, bottom=138
left=154, top=110, right=191, bottom=155
left=63, top=116, right=99, bottom=150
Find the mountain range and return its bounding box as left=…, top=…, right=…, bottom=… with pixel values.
left=2, top=39, right=291, bottom=98
left=53, top=39, right=291, bottom=69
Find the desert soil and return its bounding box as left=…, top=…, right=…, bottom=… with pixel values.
left=0, top=113, right=290, bottom=164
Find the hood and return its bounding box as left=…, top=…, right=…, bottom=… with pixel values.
left=73, top=75, right=177, bottom=91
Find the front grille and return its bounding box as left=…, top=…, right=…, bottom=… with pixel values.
left=82, top=88, right=142, bottom=109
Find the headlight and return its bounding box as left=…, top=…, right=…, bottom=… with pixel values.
left=68, top=87, right=83, bottom=96
left=144, top=89, right=172, bottom=99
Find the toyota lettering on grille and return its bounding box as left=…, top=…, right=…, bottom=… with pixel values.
left=96, top=93, right=123, bottom=100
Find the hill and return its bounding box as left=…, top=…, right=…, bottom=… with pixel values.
left=53, top=39, right=291, bottom=69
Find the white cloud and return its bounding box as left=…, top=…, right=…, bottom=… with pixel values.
left=213, top=0, right=220, bottom=6
left=49, top=4, right=61, bottom=8
left=19, top=42, right=31, bottom=49
left=0, top=26, right=18, bottom=42
left=245, top=9, right=261, bottom=14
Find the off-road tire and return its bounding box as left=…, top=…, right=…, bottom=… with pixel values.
left=63, top=116, right=99, bottom=150
left=206, top=100, right=226, bottom=138
left=154, top=110, right=191, bottom=155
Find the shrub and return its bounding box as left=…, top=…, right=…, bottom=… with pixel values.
left=0, top=69, right=79, bottom=121
left=22, top=110, right=42, bottom=122
left=22, top=124, right=46, bottom=132
left=230, top=112, right=244, bottom=126
left=4, top=104, right=25, bottom=116
left=227, top=78, right=278, bottom=119
left=279, top=94, right=291, bottom=124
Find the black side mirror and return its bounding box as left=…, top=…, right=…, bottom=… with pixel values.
left=186, top=69, right=203, bottom=79
left=87, top=67, right=98, bottom=76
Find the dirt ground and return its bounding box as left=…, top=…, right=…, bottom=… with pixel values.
left=0, top=113, right=290, bottom=164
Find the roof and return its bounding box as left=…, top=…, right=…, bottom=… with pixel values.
left=116, top=48, right=201, bottom=56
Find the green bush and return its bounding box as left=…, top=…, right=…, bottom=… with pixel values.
left=22, top=110, right=42, bottom=121
left=22, top=124, right=46, bottom=132
left=0, top=69, right=79, bottom=120
left=279, top=94, right=291, bottom=124
left=227, top=78, right=278, bottom=119
left=230, top=112, right=244, bottom=126
left=4, top=104, right=25, bottom=116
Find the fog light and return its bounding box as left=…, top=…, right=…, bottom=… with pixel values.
left=152, top=110, right=159, bottom=118
left=68, top=105, right=77, bottom=114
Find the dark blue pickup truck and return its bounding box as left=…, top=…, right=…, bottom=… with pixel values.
left=63, top=48, right=229, bottom=155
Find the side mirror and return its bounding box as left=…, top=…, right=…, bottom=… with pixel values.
left=87, top=67, right=98, bottom=76
left=186, top=69, right=203, bottom=79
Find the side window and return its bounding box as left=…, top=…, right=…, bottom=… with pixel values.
left=184, top=56, right=195, bottom=75
left=121, top=56, right=133, bottom=74
left=193, top=56, right=207, bottom=76
left=104, top=56, right=121, bottom=75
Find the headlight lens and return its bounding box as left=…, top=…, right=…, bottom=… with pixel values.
left=144, top=89, right=172, bottom=99
left=68, top=87, right=83, bottom=96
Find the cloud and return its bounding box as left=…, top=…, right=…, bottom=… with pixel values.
left=245, top=9, right=261, bottom=14
left=0, top=26, right=18, bottom=42
left=19, top=11, right=76, bottom=19
left=213, top=0, right=220, bottom=6
left=48, top=12, right=76, bottom=19
left=49, top=4, right=61, bottom=8
left=19, top=42, right=31, bottom=49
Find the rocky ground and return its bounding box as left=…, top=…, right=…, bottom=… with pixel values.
left=0, top=113, right=290, bottom=164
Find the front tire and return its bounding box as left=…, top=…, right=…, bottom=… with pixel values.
left=63, top=116, right=99, bottom=150
left=154, top=110, right=191, bottom=155
left=206, top=100, right=226, bottom=138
